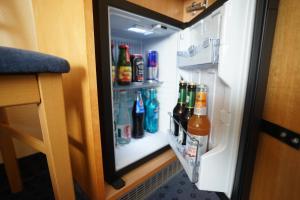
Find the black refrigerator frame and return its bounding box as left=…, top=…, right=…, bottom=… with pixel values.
left=92, top=0, right=279, bottom=198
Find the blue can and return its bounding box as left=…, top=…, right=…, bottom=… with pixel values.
left=147, top=51, right=158, bottom=81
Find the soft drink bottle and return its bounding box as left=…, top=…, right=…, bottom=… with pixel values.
left=142, top=89, right=150, bottom=131
left=147, top=88, right=159, bottom=133
left=132, top=91, right=145, bottom=138
left=116, top=91, right=131, bottom=144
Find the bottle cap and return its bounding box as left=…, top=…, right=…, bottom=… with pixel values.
left=130, top=54, right=143, bottom=58
left=119, top=44, right=129, bottom=49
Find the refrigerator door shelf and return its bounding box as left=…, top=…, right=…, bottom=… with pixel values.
left=177, top=38, right=220, bottom=70
left=168, top=112, right=201, bottom=183
left=113, top=81, right=163, bottom=91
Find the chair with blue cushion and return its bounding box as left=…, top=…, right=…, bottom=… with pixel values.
left=0, top=46, right=75, bottom=200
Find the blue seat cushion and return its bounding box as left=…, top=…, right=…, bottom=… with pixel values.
left=0, top=46, right=70, bottom=74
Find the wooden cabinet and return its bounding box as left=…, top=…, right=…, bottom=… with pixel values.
left=31, top=0, right=104, bottom=199
left=127, top=0, right=184, bottom=21
left=127, top=0, right=219, bottom=22
left=183, top=0, right=217, bottom=22
left=250, top=0, right=300, bottom=199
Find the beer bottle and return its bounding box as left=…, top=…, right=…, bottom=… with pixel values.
left=178, top=83, right=196, bottom=145
left=187, top=84, right=211, bottom=158
left=117, top=45, right=132, bottom=85
left=173, top=80, right=187, bottom=136
left=132, top=91, right=145, bottom=138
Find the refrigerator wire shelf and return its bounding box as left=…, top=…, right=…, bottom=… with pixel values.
left=168, top=112, right=201, bottom=183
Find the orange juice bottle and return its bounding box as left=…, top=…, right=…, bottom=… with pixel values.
left=186, top=84, right=211, bottom=158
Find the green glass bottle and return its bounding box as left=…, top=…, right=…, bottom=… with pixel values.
left=172, top=80, right=187, bottom=136
left=178, top=83, right=196, bottom=145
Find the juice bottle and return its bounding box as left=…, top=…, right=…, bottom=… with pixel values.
left=187, top=84, right=211, bottom=158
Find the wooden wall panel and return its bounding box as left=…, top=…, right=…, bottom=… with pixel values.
left=31, top=0, right=104, bottom=199
left=127, top=0, right=184, bottom=21
left=250, top=133, right=300, bottom=200
left=250, top=0, right=300, bottom=199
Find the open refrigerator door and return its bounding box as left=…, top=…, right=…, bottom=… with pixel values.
left=167, top=0, right=257, bottom=197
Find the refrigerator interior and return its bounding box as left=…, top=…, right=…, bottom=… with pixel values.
left=108, top=0, right=256, bottom=197
left=109, top=7, right=180, bottom=172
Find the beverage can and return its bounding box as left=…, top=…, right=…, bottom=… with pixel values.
left=147, top=51, right=158, bottom=81
left=130, top=54, right=144, bottom=82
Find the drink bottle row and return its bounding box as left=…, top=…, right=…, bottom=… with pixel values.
left=111, top=44, right=159, bottom=85
left=116, top=88, right=159, bottom=145
left=173, top=81, right=211, bottom=160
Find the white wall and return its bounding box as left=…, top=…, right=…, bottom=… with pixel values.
left=0, top=0, right=41, bottom=162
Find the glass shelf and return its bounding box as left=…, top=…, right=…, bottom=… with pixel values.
left=168, top=112, right=200, bottom=183
left=113, top=81, right=163, bottom=91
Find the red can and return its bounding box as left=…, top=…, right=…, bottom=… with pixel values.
left=130, top=54, right=144, bottom=82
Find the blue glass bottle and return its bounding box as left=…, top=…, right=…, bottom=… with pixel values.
left=147, top=88, right=159, bottom=133
left=142, top=89, right=150, bottom=131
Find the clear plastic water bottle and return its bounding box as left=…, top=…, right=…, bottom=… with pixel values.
left=147, top=88, right=159, bottom=133
left=116, top=91, right=131, bottom=144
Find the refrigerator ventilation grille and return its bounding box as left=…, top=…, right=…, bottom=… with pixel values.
left=119, top=160, right=182, bottom=200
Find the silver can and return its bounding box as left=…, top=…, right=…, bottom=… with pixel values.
left=147, top=50, right=158, bottom=81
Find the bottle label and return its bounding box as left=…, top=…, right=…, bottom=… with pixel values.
left=112, top=65, right=116, bottom=82
left=186, top=134, right=208, bottom=158
left=194, top=89, right=207, bottom=115
left=186, top=90, right=195, bottom=108
left=133, top=58, right=144, bottom=82
left=118, top=66, right=132, bottom=82
left=136, top=99, right=145, bottom=113
left=117, top=124, right=131, bottom=139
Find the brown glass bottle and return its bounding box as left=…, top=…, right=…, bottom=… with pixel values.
left=178, top=83, right=196, bottom=145
left=187, top=84, right=211, bottom=157
left=117, top=45, right=132, bottom=85
left=173, top=80, right=187, bottom=136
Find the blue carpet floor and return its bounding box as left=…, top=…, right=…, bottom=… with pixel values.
left=0, top=154, right=222, bottom=200
left=146, top=170, right=221, bottom=200
left=0, top=153, right=88, bottom=200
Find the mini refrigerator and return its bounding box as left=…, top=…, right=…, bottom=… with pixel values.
left=92, top=0, right=278, bottom=198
